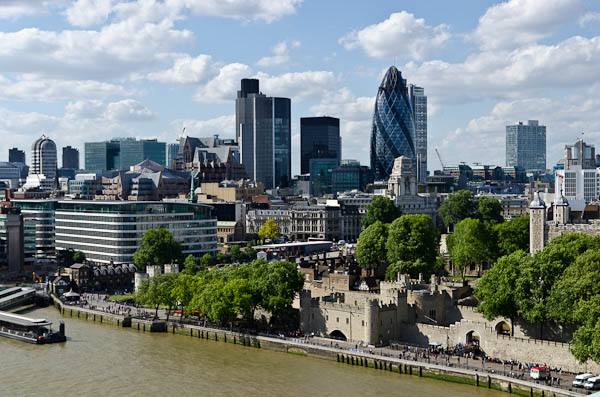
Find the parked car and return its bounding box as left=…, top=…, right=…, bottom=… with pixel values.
left=573, top=373, right=595, bottom=388
left=585, top=376, right=600, bottom=390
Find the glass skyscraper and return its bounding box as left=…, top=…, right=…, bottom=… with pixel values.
left=505, top=120, right=546, bottom=173
left=62, top=146, right=80, bottom=170
left=85, top=138, right=166, bottom=171
left=409, top=85, right=427, bottom=182
left=300, top=116, right=341, bottom=175
left=236, top=79, right=291, bottom=189
left=370, top=66, right=417, bottom=181
left=31, top=135, right=57, bottom=185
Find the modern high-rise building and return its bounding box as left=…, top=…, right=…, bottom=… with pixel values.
left=166, top=143, right=179, bottom=169
left=370, top=66, right=417, bottom=181
left=555, top=140, right=598, bottom=203
left=236, top=78, right=291, bottom=189
left=505, top=120, right=546, bottom=173
left=409, top=85, right=427, bottom=182
left=30, top=135, right=57, bottom=187
left=8, top=148, right=25, bottom=164
left=85, top=138, right=166, bottom=172
left=300, top=117, right=341, bottom=175
left=62, top=146, right=79, bottom=170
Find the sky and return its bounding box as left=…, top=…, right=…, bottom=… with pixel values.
left=0, top=0, right=599, bottom=175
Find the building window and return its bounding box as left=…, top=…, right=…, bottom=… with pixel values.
left=362, top=320, right=364, bottom=326
left=336, top=317, right=339, bottom=323
left=346, top=318, right=349, bottom=324
left=429, top=309, right=436, bottom=321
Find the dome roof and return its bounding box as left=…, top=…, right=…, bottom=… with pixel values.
left=555, top=191, right=569, bottom=206
left=32, top=135, right=56, bottom=152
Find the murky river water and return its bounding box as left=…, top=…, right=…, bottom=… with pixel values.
left=0, top=307, right=506, bottom=396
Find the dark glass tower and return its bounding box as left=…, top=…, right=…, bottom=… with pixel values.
left=370, top=66, right=417, bottom=180
left=8, top=148, right=25, bottom=164
left=236, top=79, right=291, bottom=189
left=62, top=146, right=80, bottom=170
left=84, top=138, right=165, bottom=171
left=300, top=116, right=341, bottom=175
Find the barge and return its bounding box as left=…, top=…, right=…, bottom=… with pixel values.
left=0, top=311, right=66, bottom=344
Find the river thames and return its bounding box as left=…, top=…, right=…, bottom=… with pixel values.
left=0, top=307, right=506, bottom=396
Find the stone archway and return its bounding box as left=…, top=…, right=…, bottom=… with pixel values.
left=466, top=330, right=480, bottom=346
left=329, top=330, right=347, bottom=341
left=495, top=320, right=511, bottom=335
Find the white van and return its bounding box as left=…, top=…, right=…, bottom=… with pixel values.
left=584, top=376, right=600, bottom=390
left=573, top=373, right=594, bottom=387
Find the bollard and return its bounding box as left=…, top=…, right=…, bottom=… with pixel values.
left=541, top=391, right=544, bottom=397
left=384, top=362, right=387, bottom=370
left=337, top=354, right=340, bottom=362
left=351, top=356, right=354, bottom=365
left=191, top=329, right=193, bottom=337
left=224, top=334, right=227, bottom=343
left=476, top=374, right=479, bottom=387
left=360, top=358, right=363, bottom=366
left=100, top=315, right=103, bottom=323
left=530, top=387, right=533, bottom=397
left=215, top=332, right=218, bottom=341
left=143, top=323, right=146, bottom=332
left=487, top=375, right=491, bottom=389
left=137, top=322, right=140, bottom=330
left=409, top=366, right=412, bottom=375
left=508, top=383, right=512, bottom=393
left=234, top=336, right=236, bottom=344
left=419, top=366, right=422, bottom=377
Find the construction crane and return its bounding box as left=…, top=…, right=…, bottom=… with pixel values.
left=435, top=148, right=446, bottom=169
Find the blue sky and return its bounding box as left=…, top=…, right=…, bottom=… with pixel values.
left=0, top=0, right=599, bottom=175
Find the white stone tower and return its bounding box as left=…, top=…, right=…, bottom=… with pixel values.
left=554, top=192, right=570, bottom=225
left=388, top=156, right=417, bottom=197
left=529, top=191, right=546, bottom=254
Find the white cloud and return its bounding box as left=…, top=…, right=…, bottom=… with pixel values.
left=580, top=11, right=600, bottom=27
left=148, top=54, right=217, bottom=84
left=193, top=63, right=252, bottom=103
left=180, top=0, right=302, bottom=23
left=404, top=35, right=600, bottom=105
left=473, top=0, right=582, bottom=50
left=169, top=115, right=236, bottom=138
left=0, top=1, right=67, bottom=19
left=65, top=0, right=115, bottom=27
left=257, top=40, right=300, bottom=67
left=65, top=100, right=106, bottom=119
left=105, top=99, right=154, bottom=121
left=339, top=11, right=450, bottom=61
left=0, top=75, right=132, bottom=102
left=258, top=70, right=337, bottom=102
left=309, top=87, right=374, bottom=121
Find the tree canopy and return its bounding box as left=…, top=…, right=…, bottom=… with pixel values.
left=134, top=228, right=182, bottom=270
left=258, top=219, right=280, bottom=241
left=386, top=214, right=437, bottom=277
left=57, top=249, right=86, bottom=266
left=447, top=218, right=491, bottom=280
left=356, top=221, right=388, bottom=269
left=493, top=215, right=529, bottom=256
left=477, top=196, right=504, bottom=225
left=439, top=190, right=477, bottom=230
left=362, top=196, right=402, bottom=228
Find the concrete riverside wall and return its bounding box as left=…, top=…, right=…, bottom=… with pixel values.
left=51, top=299, right=581, bottom=397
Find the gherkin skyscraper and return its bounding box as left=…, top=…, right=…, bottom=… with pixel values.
left=370, top=66, right=417, bottom=180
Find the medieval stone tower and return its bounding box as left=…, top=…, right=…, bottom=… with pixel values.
left=529, top=191, right=546, bottom=254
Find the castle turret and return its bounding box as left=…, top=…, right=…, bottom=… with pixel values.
left=529, top=191, right=546, bottom=254
left=364, top=299, right=380, bottom=345
left=554, top=191, right=570, bottom=225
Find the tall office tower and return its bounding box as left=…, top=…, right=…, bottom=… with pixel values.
left=370, top=66, right=417, bottom=180
left=30, top=135, right=57, bottom=183
left=8, top=148, right=25, bottom=164
left=300, top=116, right=341, bottom=175
left=505, top=120, right=546, bottom=173
left=555, top=140, right=597, bottom=202
left=62, top=146, right=79, bottom=170
left=409, top=85, right=427, bottom=182
left=236, top=78, right=291, bottom=189
left=85, top=138, right=166, bottom=171
left=166, top=143, right=179, bottom=169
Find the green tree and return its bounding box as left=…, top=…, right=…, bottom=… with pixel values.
left=72, top=251, right=86, bottom=263
left=254, top=260, right=304, bottom=318
left=570, top=295, right=600, bottom=364
left=230, top=245, right=243, bottom=263
left=199, top=253, right=214, bottom=268
left=447, top=218, right=489, bottom=281
left=356, top=221, right=388, bottom=269
left=136, top=276, right=162, bottom=318
left=386, top=214, right=437, bottom=269
left=172, top=274, right=197, bottom=322
left=439, top=190, right=477, bottom=230
left=548, top=249, right=600, bottom=325
left=477, top=196, right=504, bottom=225
left=362, top=196, right=402, bottom=228
left=57, top=248, right=76, bottom=267
left=258, top=219, right=280, bottom=241
left=385, top=259, right=435, bottom=280
left=158, top=273, right=178, bottom=321
left=182, top=254, right=198, bottom=275
left=134, top=228, right=182, bottom=271
left=243, top=243, right=257, bottom=262
left=494, top=215, right=529, bottom=256
left=474, top=250, right=529, bottom=335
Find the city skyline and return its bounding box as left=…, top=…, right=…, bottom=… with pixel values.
left=0, top=0, right=598, bottom=175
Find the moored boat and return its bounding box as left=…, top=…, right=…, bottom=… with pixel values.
left=0, top=311, right=66, bottom=344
